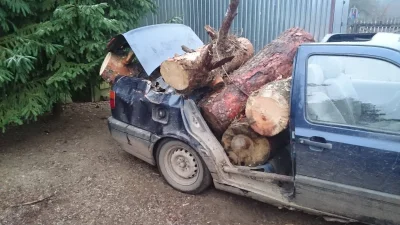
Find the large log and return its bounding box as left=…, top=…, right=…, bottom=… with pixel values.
left=209, top=37, right=254, bottom=89
left=160, top=0, right=254, bottom=94
left=160, top=44, right=216, bottom=91
left=246, top=77, right=292, bottom=137
left=160, top=37, right=253, bottom=93
left=99, top=51, right=141, bottom=83
left=200, top=28, right=315, bottom=136
left=221, top=118, right=272, bottom=166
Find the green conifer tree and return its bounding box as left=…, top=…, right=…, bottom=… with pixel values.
left=0, top=0, right=155, bottom=131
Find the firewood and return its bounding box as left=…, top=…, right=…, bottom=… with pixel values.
left=208, top=37, right=254, bottom=90
left=246, top=77, right=292, bottom=136
left=221, top=118, right=272, bottom=166
left=160, top=0, right=254, bottom=94
left=123, top=51, right=135, bottom=65
left=160, top=37, right=253, bottom=94
left=217, top=0, right=239, bottom=51
left=200, top=28, right=315, bottom=136
left=100, top=51, right=141, bottom=83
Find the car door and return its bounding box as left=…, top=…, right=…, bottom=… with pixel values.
left=291, top=44, right=400, bottom=225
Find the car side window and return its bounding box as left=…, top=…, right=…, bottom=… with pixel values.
left=306, top=55, right=400, bottom=134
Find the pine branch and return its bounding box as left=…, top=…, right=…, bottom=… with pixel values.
left=0, top=0, right=155, bottom=131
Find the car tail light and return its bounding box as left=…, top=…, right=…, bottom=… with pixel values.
left=109, top=90, right=116, bottom=109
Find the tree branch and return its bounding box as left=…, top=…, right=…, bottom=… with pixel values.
left=218, top=0, right=240, bottom=42
left=199, top=43, right=214, bottom=71
left=11, top=194, right=55, bottom=207
left=204, top=25, right=218, bottom=40
left=181, top=45, right=195, bottom=53
left=210, top=56, right=234, bottom=70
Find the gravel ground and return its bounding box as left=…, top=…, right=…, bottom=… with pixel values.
left=0, top=102, right=357, bottom=225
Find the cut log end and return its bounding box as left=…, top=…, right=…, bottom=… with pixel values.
left=201, top=29, right=312, bottom=135
left=100, top=52, right=138, bottom=83
left=222, top=118, right=272, bottom=166
left=160, top=36, right=253, bottom=94
left=99, top=52, right=112, bottom=76
left=231, top=134, right=253, bottom=151
left=246, top=94, right=289, bottom=136
left=159, top=0, right=256, bottom=95
left=160, top=60, right=190, bottom=91
left=245, top=78, right=292, bottom=137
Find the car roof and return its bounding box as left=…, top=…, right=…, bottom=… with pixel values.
left=304, top=33, right=400, bottom=52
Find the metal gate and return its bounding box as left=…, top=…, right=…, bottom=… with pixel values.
left=349, top=18, right=400, bottom=34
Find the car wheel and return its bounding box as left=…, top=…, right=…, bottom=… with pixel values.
left=156, top=140, right=212, bottom=194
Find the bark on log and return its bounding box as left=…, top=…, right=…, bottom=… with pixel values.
left=160, top=36, right=253, bottom=94
left=221, top=118, right=273, bottom=166
left=217, top=0, right=239, bottom=51
left=160, top=0, right=254, bottom=94
left=210, top=74, right=225, bottom=90
left=100, top=51, right=140, bottom=83
left=209, top=37, right=254, bottom=89
left=200, top=28, right=314, bottom=136
left=160, top=44, right=216, bottom=92
left=246, top=77, right=292, bottom=137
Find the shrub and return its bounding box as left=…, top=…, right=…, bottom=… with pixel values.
left=0, top=0, right=155, bottom=131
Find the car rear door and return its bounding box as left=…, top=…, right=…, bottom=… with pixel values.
left=291, top=44, right=400, bottom=225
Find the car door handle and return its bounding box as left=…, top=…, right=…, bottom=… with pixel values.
left=299, top=138, right=332, bottom=152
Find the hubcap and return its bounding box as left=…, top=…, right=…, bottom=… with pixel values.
left=163, top=146, right=200, bottom=186
left=170, top=149, right=198, bottom=179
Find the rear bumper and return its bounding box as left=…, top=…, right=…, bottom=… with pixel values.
left=108, top=116, right=127, bottom=133
left=107, top=116, right=156, bottom=165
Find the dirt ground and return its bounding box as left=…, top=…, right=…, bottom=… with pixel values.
left=0, top=102, right=358, bottom=225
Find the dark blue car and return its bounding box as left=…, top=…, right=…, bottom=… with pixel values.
left=107, top=25, right=400, bottom=225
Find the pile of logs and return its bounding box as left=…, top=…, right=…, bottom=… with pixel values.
left=162, top=0, right=314, bottom=166
left=100, top=51, right=141, bottom=83
left=101, top=0, right=315, bottom=166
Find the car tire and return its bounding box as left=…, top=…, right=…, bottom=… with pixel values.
left=156, top=140, right=212, bottom=194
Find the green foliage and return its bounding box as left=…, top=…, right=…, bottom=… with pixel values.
left=0, top=0, right=155, bottom=131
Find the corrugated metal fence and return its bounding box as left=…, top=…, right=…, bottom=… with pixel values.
left=141, top=0, right=334, bottom=52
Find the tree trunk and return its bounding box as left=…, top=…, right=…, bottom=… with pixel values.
left=99, top=51, right=140, bottom=83
left=160, top=44, right=214, bottom=92
left=160, top=0, right=254, bottom=94
left=221, top=118, right=272, bottom=166
left=200, top=28, right=315, bottom=136
left=209, top=37, right=254, bottom=89
left=246, top=77, right=292, bottom=137
left=160, top=37, right=253, bottom=94
left=199, top=85, right=247, bottom=137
